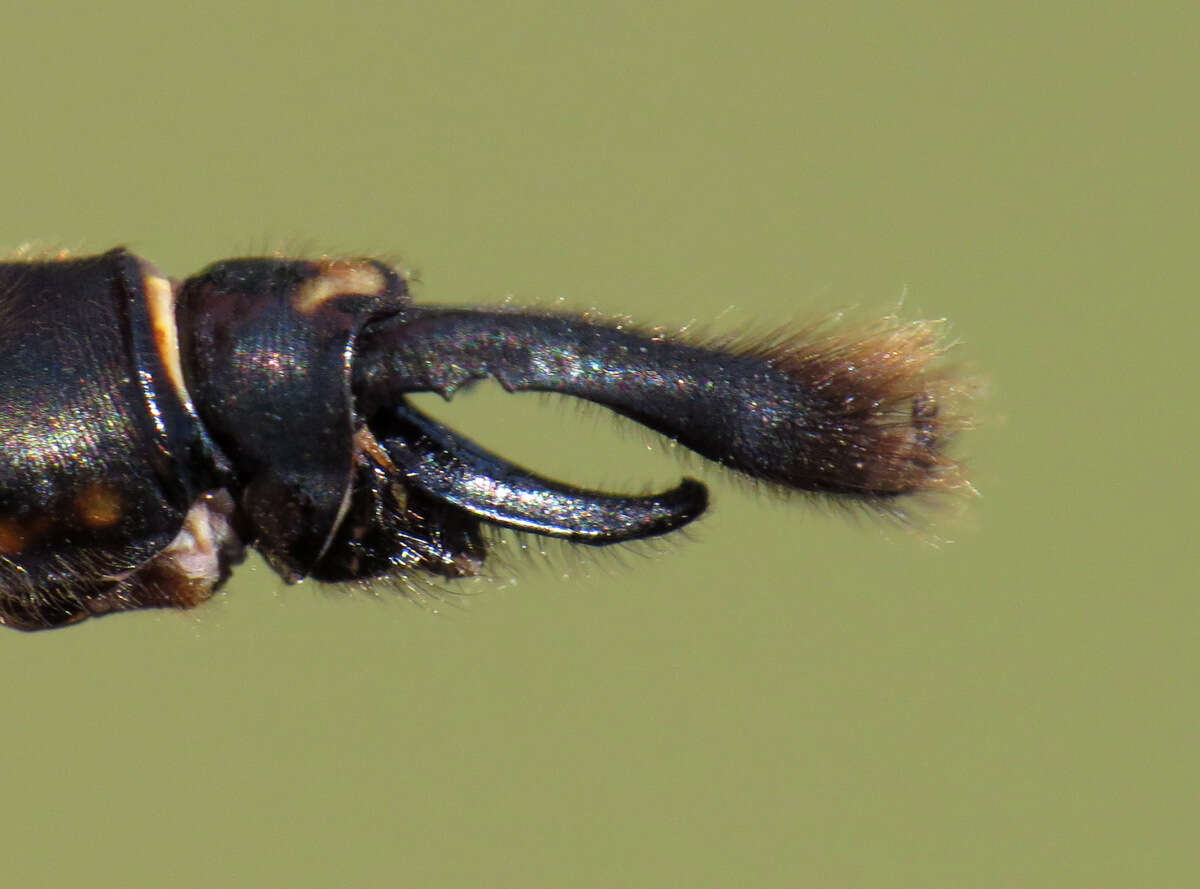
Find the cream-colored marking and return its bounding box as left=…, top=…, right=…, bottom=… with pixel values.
left=160, top=496, right=228, bottom=575
left=142, top=272, right=197, bottom=409
left=294, top=260, right=387, bottom=315
left=76, top=483, right=124, bottom=528
left=126, top=491, right=244, bottom=609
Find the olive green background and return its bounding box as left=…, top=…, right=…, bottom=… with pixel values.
left=0, top=2, right=1194, bottom=887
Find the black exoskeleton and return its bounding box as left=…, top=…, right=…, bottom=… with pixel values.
left=0, top=248, right=970, bottom=630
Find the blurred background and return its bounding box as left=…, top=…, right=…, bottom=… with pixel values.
left=0, top=2, right=1194, bottom=887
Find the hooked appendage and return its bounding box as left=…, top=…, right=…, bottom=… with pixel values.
left=0, top=249, right=971, bottom=630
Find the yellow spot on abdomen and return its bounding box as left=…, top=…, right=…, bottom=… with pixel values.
left=76, top=483, right=124, bottom=529
left=0, top=519, right=28, bottom=555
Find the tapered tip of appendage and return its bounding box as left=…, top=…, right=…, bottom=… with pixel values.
left=718, top=315, right=976, bottom=508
